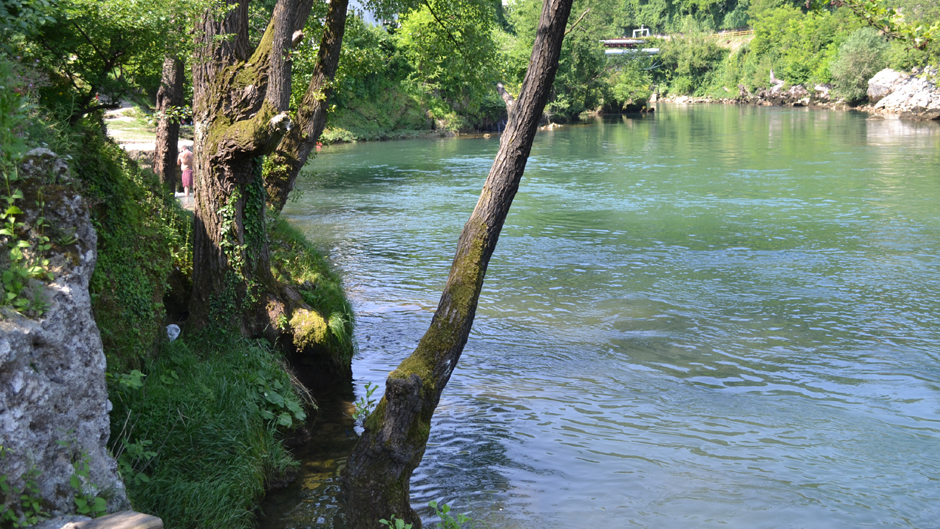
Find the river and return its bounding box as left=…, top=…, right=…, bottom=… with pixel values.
left=261, top=105, right=940, bottom=528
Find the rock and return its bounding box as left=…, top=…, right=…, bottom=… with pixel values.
left=64, top=510, right=163, bottom=529
left=24, top=515, right=92, bottom=529
left=0, top=149, right=129, bottom=523
left=872, top=69, right=940, bottom=120
left=867, top=69, right=908, bottom=103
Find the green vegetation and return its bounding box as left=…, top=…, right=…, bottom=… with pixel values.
left=2, top=0, right=937, bottom=524
left=0, top=447, right=46, bottom=528
left=379, top=501, right=475, bottom=529
left=318, top=0, right=939, bottom=134
left=0, top=38, right=354, bottom=527
left=76, top=123, right=190, bottom=371
left=269, top=217, right=356, bottom=361
left=0, top=55, right=65, bottom=317
left=109, top=333, right=306, bottom=529
left=830, top=27, right=890, bottom=103
left=67, top=451, right=108, bottom=518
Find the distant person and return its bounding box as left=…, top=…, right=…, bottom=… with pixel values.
left=177, top=145, right=194, bottom=199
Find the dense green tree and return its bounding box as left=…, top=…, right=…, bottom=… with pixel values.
left=2, top=0, right=188, bottom=123
left=609, top=55, right=655, bottom=107
left=394, top=0, right=501, bottom=115
left=830, top=27, right=889, bottom=103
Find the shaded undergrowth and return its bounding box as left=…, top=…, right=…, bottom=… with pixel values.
left=109, top=332, right=308, bottom=529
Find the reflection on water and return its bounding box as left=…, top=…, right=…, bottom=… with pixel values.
left=261, top=105, right=940, bottom=528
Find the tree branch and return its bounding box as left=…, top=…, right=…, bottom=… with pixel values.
left=565, top=7, right=590, bottom=36
left=422, top=0, right=462, bottom=50
left=263, top=0, right=349, bottom=212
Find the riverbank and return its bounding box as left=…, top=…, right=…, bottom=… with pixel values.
left=653, top=67, right=940, bottom=122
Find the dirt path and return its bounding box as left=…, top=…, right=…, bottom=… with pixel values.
left=104, top=102, right=195, bottom=209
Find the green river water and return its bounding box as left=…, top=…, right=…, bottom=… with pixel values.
left=261, top=104, right=940, bottom=528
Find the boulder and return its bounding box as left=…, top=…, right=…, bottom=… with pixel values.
left=0, top=149, right=129, bottom=524
left=870, top=67, right=940, bottom=120
left=867, top=69, right=908, bottom=103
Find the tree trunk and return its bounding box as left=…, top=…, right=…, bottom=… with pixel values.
left=186, top=0, right=353, bottom=356
left=264, top=0, right=349, bottom=213
left=188, top=0, right=301, bottom=333
left=496, top=81, right=515, bottom=115
left=154, top=55, right=184, bottom=192
left=341, top=1, right=574, bottom=527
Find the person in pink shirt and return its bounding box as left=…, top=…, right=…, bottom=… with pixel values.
left=177, top=145, right=194, bottom=199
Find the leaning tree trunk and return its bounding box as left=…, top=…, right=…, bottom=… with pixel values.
left=154, top=55, right=184, bottom=192
left=341, top=0, right=574, bottom=526
left=264, top=0, right=349, bottom=213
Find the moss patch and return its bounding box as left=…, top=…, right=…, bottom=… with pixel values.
left=269, top=216, right=355, bottom=364
left=290, top=307, right=329, bottom=350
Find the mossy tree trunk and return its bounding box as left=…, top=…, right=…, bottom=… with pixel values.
left=263, top=0, right=348, bottom=213
left=341, top=1, right=575, bottom=527
left=187, top=0, right=345, bottom=336
left=154, top=55, right=184, bottom=193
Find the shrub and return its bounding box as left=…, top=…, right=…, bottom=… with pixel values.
left=659, top=35, right=727, bottom=96
left=830, top=27, right=889, bottom=104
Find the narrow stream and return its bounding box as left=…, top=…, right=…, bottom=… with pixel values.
left=261, top=105, right=940, bottom=528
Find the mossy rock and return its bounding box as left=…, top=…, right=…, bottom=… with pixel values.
left=290, top=308, right=329, bottom=350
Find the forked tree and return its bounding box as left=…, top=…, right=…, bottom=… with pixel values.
left=187, top=0, right=348, bottom=335
left=342, top=0, right=575, bottom=526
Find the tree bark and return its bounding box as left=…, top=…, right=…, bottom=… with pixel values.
left=341, top=1, right=574, bottom=527
left=496, top=81, right=515, bottom=115
left=264, top=0, right=349, bottom=213
left=189, top=0, right=302, bottom=333
left=154, top=55, right=184, bottom=193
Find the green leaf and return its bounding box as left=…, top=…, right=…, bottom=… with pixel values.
left=264, top=391, right=286, bottom=407
left=276, top=412, right=292, bottom=428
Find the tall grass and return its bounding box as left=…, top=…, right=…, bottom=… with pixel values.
left=109, top=333, right=305, bottom=529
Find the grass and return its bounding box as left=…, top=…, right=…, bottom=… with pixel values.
left=109, top=332, right=306, bottom=529
left=269, top=215, right=356, bottom=363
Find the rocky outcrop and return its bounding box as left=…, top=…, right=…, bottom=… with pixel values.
left=0, top=149, right=129, bottom=524
left=755, top=83, right=812, bottom=107
left=867, top=69, right=908, bottom=103
left=868, top=67, right=940, bottom=120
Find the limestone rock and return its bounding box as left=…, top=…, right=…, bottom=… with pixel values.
left=867, top=69, right=908, bottom=103
left=1, top=149, right=129, bottom=523
left=870, top=67, right=940, bottom=120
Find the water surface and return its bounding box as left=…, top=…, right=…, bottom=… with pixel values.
left=264, top=105, right=940, bottom=528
